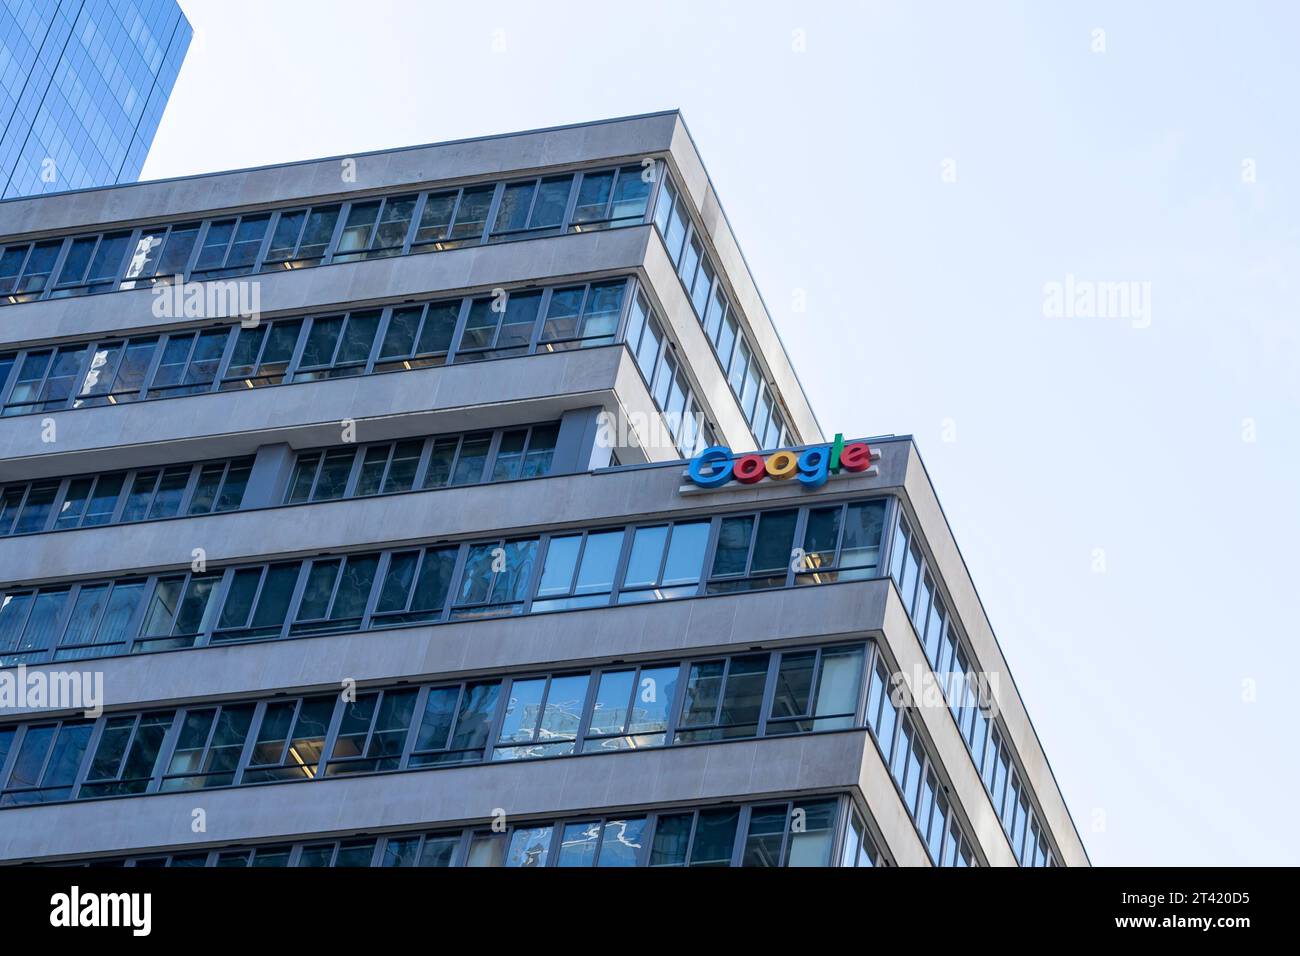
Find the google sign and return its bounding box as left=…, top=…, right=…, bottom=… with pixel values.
left=685, top=434, right=880, bottom=490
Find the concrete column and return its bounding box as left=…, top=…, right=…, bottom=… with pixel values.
left=554, top=407, right=611, bottom=473
left=242, top=443, right=297, bottom=508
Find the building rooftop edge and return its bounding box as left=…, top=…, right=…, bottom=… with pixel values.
left=0, top=110, right=684, bottom=207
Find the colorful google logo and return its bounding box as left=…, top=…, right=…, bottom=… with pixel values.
left=686, top=434, right=878, bottom=490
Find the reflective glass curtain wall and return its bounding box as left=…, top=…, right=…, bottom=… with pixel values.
left=0, top=0, right=191, bottom=198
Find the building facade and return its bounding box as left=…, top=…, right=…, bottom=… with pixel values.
left=0, top=0, right=191, bottom=199
left=0, top=112, right=1088, bottom=867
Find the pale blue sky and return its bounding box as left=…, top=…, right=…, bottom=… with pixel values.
left=144, top=0, right=1300, bottom=865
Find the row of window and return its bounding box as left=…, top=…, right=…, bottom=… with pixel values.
left=0, top=423, right=563, bottom=540
left=891, top=513, right=1057, bottom=868
left=46, top=796, right=878, bottom=868
left=0, top=496, right=889, bottom=666
left=0, top=642, right=868, bottom=805
left=0, top=456, right=252, bottom=537
left=0, top=278, right=631, bottom=418
left=285, top=423, right=559, bottom=504
left=0, top=163, right=654, bottom=304
left=652, top=173, right=787, bottom=450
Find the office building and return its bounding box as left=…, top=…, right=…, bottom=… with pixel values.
left=0, top=112, right=1087, bottom=867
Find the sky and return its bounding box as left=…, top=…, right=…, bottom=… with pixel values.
left=143, top=0, right=1300, bottom=866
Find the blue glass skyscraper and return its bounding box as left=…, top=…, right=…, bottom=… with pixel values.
left=0, top=0, right=191, bottom=198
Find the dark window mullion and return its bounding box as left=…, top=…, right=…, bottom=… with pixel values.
left=409, top=436, right=434, bottom=489
left=318, top=203, right=350, bottom=266
left=41, top=478, right=72, bottom=533
left=270, top=698, right=304, bottom=768
left=664, top=660, right=691, bottom=741
left=69, top=581, right=114, bottom=655
left=362, top=307, right=391, bottom=374
left=42, top=238, right=76, bottom=299
left=483, top=675, right=514, bottom=756
left=146, top=712, right=184, bottom=794
left=571, top=665, right=603, bottom=750
left=209, top=323, right=243, bottom=392
left=280, top=314, right=313, bottom=382
left=756, top=652, right=783, bottom=737
left=740, top=511, right=762, bottom=579
left=40, top=585, right=79, bottom=663
left=478, top=183, right=506, bottom=246
left=137, top=335, right=171, bottom=399
left=340, top=445, right=366, bottom=498
left=402, top=194, right=429, bottom=255
left=196, top=568, right=237, bottom=647
left=231, top=701, right=268, bottom=785
left=443, top=296, right=473, bottom=365
left=248, top=213, right=278, bottom=273
left=317, top=692, right=348, bottom=774
left=606, top=523, right=635, bottom=603
left=528, top=676, right=556, bottom=741
left=277, top=562, right=313, bottom=639
left=356, top=550, right=386, bottom=630
left=397, top=685, right=430, bottom=769
left=613, top=276, right=637, bottom=344
left=526, top=286, right=552, bottom=354
left=106, top=469, right=136, bottom=523
left=439, top=543, right=471, bottom=623
left=283, top=208, right=309, bottom=260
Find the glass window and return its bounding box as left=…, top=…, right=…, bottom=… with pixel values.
left=51, top=232, right=130, bottom=296
left=494, top=673, right=590, bottom=760
left=504, top=826, right=553, bottom=867
left=675, top=654, right=769, bottom=742
left=708, top=509, right=796, bottom=593
left=79, top=711, right=174, bottom=798
left=12, top=481, right=59, bottom=534
left=492, top=175, right=572, bottom=237
left=786, top=799, right=839, bottom=866
left=290, top=553, right=379, bottom=635
left=618, top=521, right=708, bottom=602
left=409, top=681, right=501, bottom=766
left=445, top=185, right=495, bottom=247
left=449, top=433, right=491, bottom=485
left=582, top=664, right=679, bottom=753
left=325, top=688, right=418, bottom=775
left=241, top=697, right=335, bottom=783
left=1, top=722, right=94, bottom=804
left=372, top=546, right=457, bottom=626
left=532, top=529, right=624, bottom=611
left=571, top=170, right=614, bottom=225
left=411, top=192, right=458, bottom=250
left=456, top=290, right=540, bottom=361
left=688, top=808, right=740, bottom=866
left=609, top=165, right=652, bottom=225
left=5, top=241, right=61, bottom=302
left=1, top=588, right=68, bottom=662
left=160, top=704, right=255, bottom=790
left=294, top=206, right=341, bottom=266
